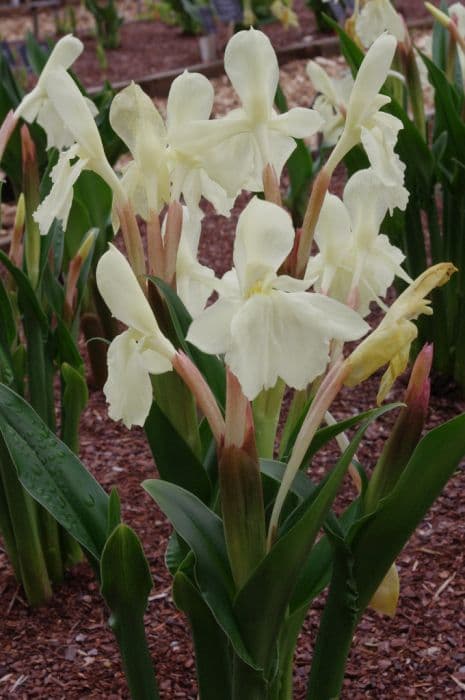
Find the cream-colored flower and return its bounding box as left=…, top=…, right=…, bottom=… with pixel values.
left=345, top=263, right=456, bottom=402
left=173, top=30, right=323, bottom=192
left=166, top=71, right=236, bottom=217
left=14, top=35, right=97, bottom=150
left=110, top=82, right=170, bottom=226
left=96, top=244, right=176, bottom=428
left=326, top=33, right=404, bottom=189
left=356, top=0, right=405, bottom=48
left=306, top=60, right=354, bottom=146
left=187, top=198, right=368, bottom=400
left=306, top=168, right=409, bottom=316
left=33, top=69, right=122, bottom=235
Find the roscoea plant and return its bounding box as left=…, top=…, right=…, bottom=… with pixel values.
left=1, top=26, right=464, bottom=700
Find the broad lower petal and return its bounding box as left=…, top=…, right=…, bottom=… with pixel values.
left=186, top=296, right=241, bottom=354
left=233, top=198, right=295, bottom=292
left=104, top=330, right=153, bottom=428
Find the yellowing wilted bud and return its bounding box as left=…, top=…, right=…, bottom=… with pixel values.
left=369, top=563, right=400, bottom=617
left=425, top=2, right=452, bottom=28
left=345, top=263, right=456, bottom=403
left=76, top=227, right=98, bottom=262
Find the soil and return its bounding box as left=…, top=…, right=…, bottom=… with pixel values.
left=3, top=0, right=431, bottom=89
left=1, top=1, right=465, bottom=698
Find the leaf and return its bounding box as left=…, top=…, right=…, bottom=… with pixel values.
left=107, top=487, right=122, bottom=537
left=420, top=53, right=465, bottom=163
left=100, top=524, right=160, bottom=700
left=324, top=14, right=363, bottom=74
left=144, top=400, right=211, bottom=503
left=173, top=570, right=232, bottom=700
left=351, top=414, right=465, bottom=610
left=0, top=250, right=48, bottom=332
left=0, top=384, right=108, bottom=559
left=233, top=405, right=397, bottom=675
left=143, top=479, right=257, bottom=668
left=149, top=277, right=226, bottom=407
left=281, top=403, right=402, bottom=466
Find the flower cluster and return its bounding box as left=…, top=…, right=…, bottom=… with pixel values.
left=12, top=27, right=449, bottom=433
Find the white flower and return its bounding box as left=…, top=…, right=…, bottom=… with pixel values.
left=326, top=33, right=404, bottom=187
left=96, top=244, right=176, bottom=428
left=187, top=198, right=369, bottom=400
left=33, top=69, right=122, bottom=235
left=306, top=60, right=354, bottom=146
left=14, top=35, right=97, bottom=150
left=109, top=82, right=170, bottom=225
left=165, top=207, right=216, bottom=318
left=222, top=29, right=323, bottom=188
left=356, top=0, right=405, bottom=48
left=166, top=71, right=236, bottom=217
left=306, top=168, right=410, bottom=316
left=172, top=30, right=323, bottom=192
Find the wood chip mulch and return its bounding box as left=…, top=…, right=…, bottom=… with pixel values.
left=1, top=187, right=465, bottom=698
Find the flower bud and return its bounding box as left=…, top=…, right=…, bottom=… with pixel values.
left=364, top=344, right=433, bottom=512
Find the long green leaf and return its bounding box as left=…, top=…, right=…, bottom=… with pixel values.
left=143, top=479, right=257, bottom=668
left=173, top=570, right=232, bottom=700
left=144, top=400, right=211, bottom=503
left=100, top=524, right=159, bottom=700
left=0, top=384, right=108, bottom=559
left=352, top=414, right=465, bottom=609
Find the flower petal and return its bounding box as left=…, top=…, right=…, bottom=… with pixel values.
left=104, top=330, right=153, bottom=428
left=224, top=29, right=278, bottom=121
left=167, top=71, right=214, bottom=128
left=346, top=33, right=397, bottom=130
left=33, top=148, right=86, bottom=235
left=96, top=244, right=175, bottom=362
left=271, top=107, right=323, bottom=138
left=233, top=197, right=295, bottom=292
left=186, top=296, right=241, bottom=354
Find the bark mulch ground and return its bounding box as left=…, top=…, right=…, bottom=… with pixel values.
left=1, top=197, right=465, bottom=698
left=3, top=0, right=430, bottom=89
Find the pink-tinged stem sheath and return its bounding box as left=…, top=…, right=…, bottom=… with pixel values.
left=267, top=358, right=349, bottom=549
left=294, top=166, right=331, bottom=278
left=147, top=210, right=165, bottom=279
left=224, top=369, right=250, bottom=450
left=219, top=368, right=266, bottom=588
left=172, top=351, right=225, bottom=445
left=9, top=193, right=25, bottom=268
left=0, top=110, right=17, bottom=163
left=163, top=201, right=183, bottom=289
left=116, top=202, right=147, bottom=286
left=262, top=163, right=282, bottom=207
left=21, top=125, right=41, bottom=289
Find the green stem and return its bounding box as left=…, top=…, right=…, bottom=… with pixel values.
left=110, top=615, right=160, bottom=700
left=0, top=436, right=52, bottom=606
left=0, top=467, right=20, bottom=579
left=252, top=379, right=285, bottom=458
left=152, top=372, right=202, bottom=459
left=279, top=388, right=309, bottom=460
left=306, top=548, right=358, bottom=700
left=232, top=655, right=268, bottom=700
